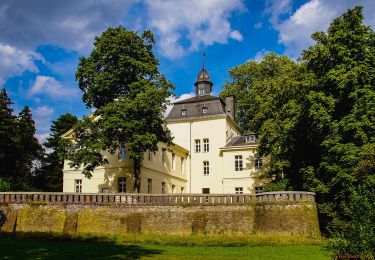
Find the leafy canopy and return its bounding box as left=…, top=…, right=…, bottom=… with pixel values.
left=68, top=27, right=173, bottom=192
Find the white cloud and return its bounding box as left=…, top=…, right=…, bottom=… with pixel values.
left=0, top=42, right=42, bottom=82
left=164, top=93, right=195, bottom=117
left=34, top=105, right=54, bottom=117
left=144, top=0, right=245, bottom=59
left=253, top=49, right=270, bottom=62
left=267, top=0, right=375, bottom=58
left=0, top=0, right=139, bottom=54
left=230, top=30, right=244, bottom=41
left=29, top=76, right=78, bottom=98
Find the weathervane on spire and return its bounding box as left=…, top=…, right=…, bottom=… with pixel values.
left=202, top=51, right=206, bottom=68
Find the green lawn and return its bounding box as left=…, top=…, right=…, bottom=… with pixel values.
left=0, top=235, right=331, bottom=260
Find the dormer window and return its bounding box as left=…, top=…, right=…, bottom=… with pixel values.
left=198, top=88, right=204, bottom=95
left=245, top=135, right=256, bottom=143
left=202, top=107, right=208, bottom=114
left=181, top=109, right=186, bottom=116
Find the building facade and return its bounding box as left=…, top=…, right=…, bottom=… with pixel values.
left=62, top=66, right=268, bottom=194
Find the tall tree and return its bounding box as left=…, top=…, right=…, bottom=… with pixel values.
left=34, top=113, right=78, bottom=191
left=0, top=89, right=42, bottom=191
left=13, top=106, right=43, bottom=190
left=0, top=88, right=17, bottom=189
left=301, top=6, right=375, bottom=235
left=221, top=53, right=314, bottom=188
left=68, top=26, right=173, bottom=192
left=221, top=7, right=375, bottom=241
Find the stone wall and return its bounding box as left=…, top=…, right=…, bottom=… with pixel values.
left=0, top=192, right=320, bottom=237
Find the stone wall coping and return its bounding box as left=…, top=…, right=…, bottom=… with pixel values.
left=0, top=191, right=315, bottom=205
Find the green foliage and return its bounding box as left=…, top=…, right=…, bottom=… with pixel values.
left=69, top=27, right=173, bottom=192
left=0, top=88, right=43, bottom=191
left=0, top=178, right=11, bottom=191
left=263, top=179, right=291, bottom=192
left=328, top=186, right=375, bottom=258
left=76, top=26, right=159, bottom=109
left=33, top=113, right=78, bottom=191
left=221, top=7, right=375, bottom=253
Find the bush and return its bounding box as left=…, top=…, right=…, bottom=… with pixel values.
left=0, top=178, right=11, bottom=191
left=328, top=186, right=375, bottom=258
left=263, top=178, right=292, bottom=192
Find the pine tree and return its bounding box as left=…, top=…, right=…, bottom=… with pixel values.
left=0, top=88, right=17, bottom=188
left=34, top=113, right=77, bottom=191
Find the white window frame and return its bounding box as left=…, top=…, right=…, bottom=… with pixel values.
left=181, top=109, right=186, bottom=116
left=235, top=155, right=243, bottom=171
left=203, top=161, right=209, bottom=175
left=255, top=157, right=263, bottom=169
left=162, top=148, right=166, bottom=165
left=245, top=135, right=256, bottom=143
left=203, top=138, right=209, bottom=152
left=118, top=142, right=126, bottom=160
left=202, top=107, right=208, bottom=114
left=172, top=153, right=176, bottom=170
left=118, top=177, right=126, bottom=193
left=195, top=139, right=201, bottom=153
left=181, top=157, right=185, bottom=173
left=75, top=179, right=82, bottom=193
left=202, top=188, right=210, bottom=194
left=235, top=187, right=243, bottom=194
left=255, top=186, right=263, bottom=194
left=198, top=88, right=204, bottom=95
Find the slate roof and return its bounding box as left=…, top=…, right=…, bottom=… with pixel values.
left=224, top=135, right=259, bottom=147
left=166, top=94, right=227, bottom=121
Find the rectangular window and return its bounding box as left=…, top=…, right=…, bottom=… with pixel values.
left=255, top=157, right=263, bottom=168
left=198, top=88, right=204, bottom=95
left=235, top=155, right=243, bottom=171
left=162, top=182, right=166, bottom=194
left=118, top=142, right=126, bottom=160
left=181, top=109, right=186, bottom=116
left=255, top=186, right=263, bottom=194
left=202, top=188, right=210, bottom=194
left=75, top=179, right=82, bottom=193
left=245, top=135, right=256, bottom=143
left=101, top=188, right=109, bottom=193
left=148, top=150, right=152, bottom=161
left=203, top=138, right=209, bottom=152
left=172, top=185, right=175, bottom=194
left=172, top=153, right=175, bottom=170
left=203, top=161, right=209, bottom=175
left=118, top=177, right=126, bottom=193
left=235, top=187, right=243, bottom=194
left=147, top=178, right=152, bottom=193
left=202, top=107, right=207, bottom=114
left=181, top=187, right=184, bottom=193
left=162, top=148, right=166, bottom=165
left=181, top=157, right=185, bottom=173
left=195, top=139, right=201, bottom=153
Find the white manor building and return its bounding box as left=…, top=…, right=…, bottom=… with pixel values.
left=62, top=66, right=268, bottom=194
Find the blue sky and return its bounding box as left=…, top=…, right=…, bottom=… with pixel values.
left=1, top=0, right=374, bottom=144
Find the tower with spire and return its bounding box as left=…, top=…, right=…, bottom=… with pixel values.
left=194, top=53, right=213, bottom=96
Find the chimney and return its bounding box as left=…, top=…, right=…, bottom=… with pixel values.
left=225, top=95, right=235, bottom=120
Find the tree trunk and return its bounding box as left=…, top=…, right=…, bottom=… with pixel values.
left=133, top=159, right=141, bottom=193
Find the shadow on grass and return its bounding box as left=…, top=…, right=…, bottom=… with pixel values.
left=0, top=232, right=162, bottom=259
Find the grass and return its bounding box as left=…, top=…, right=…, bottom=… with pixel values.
left=0, top=233, right=331, bottom=259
